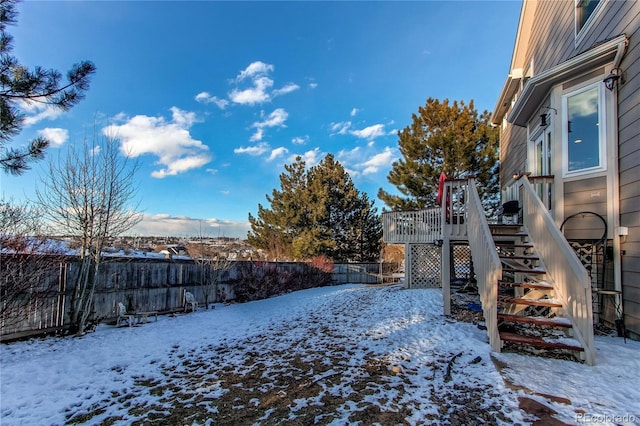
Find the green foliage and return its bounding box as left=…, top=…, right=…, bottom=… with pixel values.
left=0, top=0, right=96, bottom=175
left=248, top=154, right=382, bottom=262
left=378, top=98, right=499, bottom=213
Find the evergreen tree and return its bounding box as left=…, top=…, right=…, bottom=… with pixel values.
left=0, top=0, right=96, bottom=175
left=248, top=157, right=308, bottom=260
left=248, top=154, right=382, bottom=262
left=378, top=98, right=499, bottom=213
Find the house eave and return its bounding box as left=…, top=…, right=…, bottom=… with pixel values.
left=507, top=34, right=628, bottom=127
left=491, top=69, right=522, bottom=126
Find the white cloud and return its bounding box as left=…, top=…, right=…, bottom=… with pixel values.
left=20, top=102, right=64, bottom=126
left=350, top=124, right=386, bottom=140
left=350, top=108, right=359, bottom=117
left=229, top=76, right=274, bottom=105
left=130, top=213, right=250, bottom=238
left=234, top=142, right=270, bottom=156
left=229, top=61, right=299, bottom=106
left=308, top=82, right=318, bottom=89
left=288, top=147, right=322, bottom=167
left=236, top=61, right=274, bottom=82
left=268, top=147, right=289, bottom=161
left=330, top=121, right=352, bottom=135
left=102, top=107, right=212, bottom=178
left=336, top=147, right=361, bottom=164
left=250, top=108, right=288, bottom=141
left=291, top=135, right=309, bottom=145
left=272, top=83, right=300, bottom=97
left=198, top=61, right=298, bottom=109
left=37, top=128, right=68, bottom=147
left=359, top=147, right=396, bottom=175
left=249, top=128, right=264, bottom=142
left=195, top=92, right=229, bottom=109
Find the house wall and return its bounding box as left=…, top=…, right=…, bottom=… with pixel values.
left=499, top=121, right=527, bottom=189
left=615, top=2, right=640, bottom=338
left=498, top=0, right=640, bottom=337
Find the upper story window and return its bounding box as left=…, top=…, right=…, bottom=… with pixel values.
left=562, top=83, right=606, bottom=177
left=575, top=0, right=604, bottom=43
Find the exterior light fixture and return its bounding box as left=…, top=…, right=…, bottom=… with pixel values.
left=603, top=68, right=621, bottom=91
left=539, top=107, right=556, bottom=128
left=540, top=114, right=548, bottom=127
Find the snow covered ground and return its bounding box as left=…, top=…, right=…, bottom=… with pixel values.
left=1, top=284, right=638, bottom=425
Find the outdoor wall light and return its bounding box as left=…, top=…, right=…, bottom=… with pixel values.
left=539, top=107, right=556, bottom=128
left=603, top=68, right=622, bottom=91
left=540, top=113, right=548, bottom=127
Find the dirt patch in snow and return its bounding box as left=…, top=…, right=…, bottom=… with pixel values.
left=64, top=285, right=521, bottom=425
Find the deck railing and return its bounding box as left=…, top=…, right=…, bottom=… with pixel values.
left=520, top=176, right=595, bottom=365
left=442, top=179, right=468, bottom=239
left=465, top=178, right=502, bottom=351
left=382, top=208, right=442, bottom=244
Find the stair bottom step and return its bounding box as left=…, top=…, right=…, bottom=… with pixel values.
left=498, top=314, right=572, bottom=328
left=499, top=297, right=563, bottom=308
left=500, top=332, right=584, bottom=352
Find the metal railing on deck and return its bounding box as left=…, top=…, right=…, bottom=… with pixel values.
left=466, top=178, right=502, bottom=351
left=382, top=208, right=442, bottom=244
left=520, top=176, right=595, bottom=365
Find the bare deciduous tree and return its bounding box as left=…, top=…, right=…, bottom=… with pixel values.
left=187, top=226, right=233, bottom=309
left=0, top=199, right=65, bottom=331
left=36, top=133, right=141, bottom=335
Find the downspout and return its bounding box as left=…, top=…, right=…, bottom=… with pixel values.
left=609, top=36, right=628, bottom=326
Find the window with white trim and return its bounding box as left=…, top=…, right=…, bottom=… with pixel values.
left=575, top=0, right=604, bottom=43
left=562, top=83, right=606, bottom=177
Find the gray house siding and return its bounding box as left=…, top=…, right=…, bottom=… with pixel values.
left=499, top=124, right=527, bottom=188
left=495, top=0, right=640, bottom=338
left=563, top=177, right=608, bottom=221
left=615, top=0, right=640, bottom=338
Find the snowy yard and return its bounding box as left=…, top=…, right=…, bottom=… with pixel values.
left=1, top=284, right=638, bottom=425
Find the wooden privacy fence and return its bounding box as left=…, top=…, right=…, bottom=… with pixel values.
left=1, top=257, right=383, bottom=341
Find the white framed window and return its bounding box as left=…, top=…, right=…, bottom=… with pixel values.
left=562, top=82, right=606, bottom=177
left=575, top=0, right=605, bottom=44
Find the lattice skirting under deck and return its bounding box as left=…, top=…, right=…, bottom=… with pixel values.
left=408, top=244, right=441, bottom=288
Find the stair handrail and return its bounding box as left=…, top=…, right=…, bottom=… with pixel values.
left=466, top=178, right=502, bottom=351
left=520, top=176, right=595, bottom=365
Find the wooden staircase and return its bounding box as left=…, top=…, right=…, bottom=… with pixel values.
left=490, top=223, right=585, bottom=360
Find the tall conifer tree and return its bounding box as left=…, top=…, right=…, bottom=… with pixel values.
left=378, top=98, right=499, bottom=213
left=248, top=154, right=382, bottom=262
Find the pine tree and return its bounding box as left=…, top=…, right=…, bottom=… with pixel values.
left=378, top=98, right=499, bottom=213
left=248, top=157, right=308, bottom=260
left=248, top=154, right=382, bottom=262
left=0, top=0, right=96, bottom=175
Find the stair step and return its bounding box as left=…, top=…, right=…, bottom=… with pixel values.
left=500, top=297, right=562, bottom=308
left=498, top=314, right=572, bottom=328
left=499, top=254, right=539, bottom=261
left=498, top=281, right=553, bottom=290
left=498, top=254, right=540, bottom=261
left=489, top=224, right=523, bottom=234
left=494, top=243, right=534, bottom=249
left=493, top=232, right=529, bottom=238
left=500, top=332, right=584, bottom=352
left=503, top=267, right=546, bottom=275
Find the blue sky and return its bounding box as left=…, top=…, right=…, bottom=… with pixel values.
left=1, top=1, right=521, bottom=238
